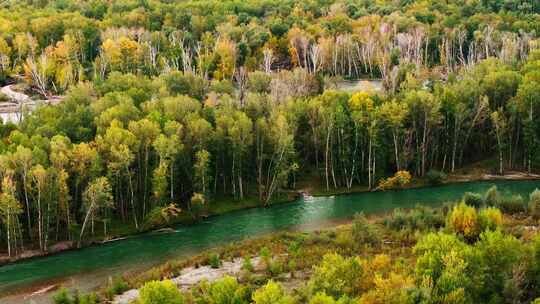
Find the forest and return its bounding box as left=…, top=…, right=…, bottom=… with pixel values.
left=0, top=0, right=539, bottom=259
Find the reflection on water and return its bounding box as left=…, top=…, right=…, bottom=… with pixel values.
left=0, top=180, right=539, bottom=297
left=0, top=112, right=21, bottom=124
left=334, top=79, right=383, bottom=93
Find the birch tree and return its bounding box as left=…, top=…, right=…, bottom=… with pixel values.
left=79, top=177, right=113, bottom=246
left=350, top=92, right=379, bottom=189
left=491, top=109, right=508, bottom=175
left=379, top=100, right=409, bottom=171
left=258, top=110, right=296, bottom=205
left=405, top=90, right=441, bottom=176
left=30, top=164, right=48, bottom=252
left=0, top=173, right=22, bottom=257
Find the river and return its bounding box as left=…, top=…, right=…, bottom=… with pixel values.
left=1, top=179, right=539, bottom=302
left=0, top=85, right=63, bottom=124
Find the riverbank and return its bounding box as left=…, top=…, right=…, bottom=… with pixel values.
left=304, top=167, right=540, bottom=197
left=0, top=83, right=63, bottom=124
left=2, top=163, right=538, bottom=266
left=3, top=178, right=540, bottom=304
left=0, top=192, right=299, bottom=266
left=103, top=196, right=540, bottom=304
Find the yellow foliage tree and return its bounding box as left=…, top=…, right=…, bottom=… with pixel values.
left=100, top=37, right=141, bottom=73
left=0, top=37, right=11, bottom=76
left=349, top=92, right=374, bottom=115
left=358, top=273, right=415, bottom=304
left=214, top=36, right=236, bottom=80
left=447, top=202, right=479, bottom=240
left=478, top=207, right=503, bottom=231
left=377, top=171, right=412, bottom=190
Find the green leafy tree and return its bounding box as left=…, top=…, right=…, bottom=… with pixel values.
left=405, top=90, right=441, bottom=176
left=31, top=164, right=49, bottom=252
left=516, top=66, right=540, bottom=172
left=350, top=91, right=379, bottom=189
left=128, top=118, right=160, bottom=215
left=162, top=71, right=206, bottom=100
left=309, top=253, right=363, bottom=299
left=0, top=173, right=22, bottom=257
left=491, top=109, right=508, bottom=175
left=10, top=145, right=33, bottom=236
left=379, top=100, right=408, bottom=171
left=194, top=149, right=211, bottom=196
left=256, top=110, right=297, bottom=205
left=414, top=232, right=483, bottom=302
left=475, top=230, right=522, bottom=301
left=80, top=177, right=113, bottom=246
left=96, top=120, right=138, bottom=229
left=153, top=122, right=183, bottom=202
left=71, top=142, right=101, bottom=208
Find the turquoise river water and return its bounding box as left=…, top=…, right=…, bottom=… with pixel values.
left=1, top=179, right=539, bottom=299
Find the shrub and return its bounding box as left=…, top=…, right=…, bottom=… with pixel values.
left=242, top=256, right=254, bottom=272
left=377, top=171, right=412, bottom=190
left=409, top=206, right=445, bottom=230
left=248, top=71, right=272, bottom=93
left=190, top=193, right=206, bottom=218
left=139, top=280, right=184, bottom=304
left=385, top=206, right=444, bottom=231
left=53, top=290, right=98, bottom=304
left=532, top=235, right=540, bottom=298
left=476, top=230, right=522, bottom=298
left=483, top=186, right=501, bottom=207
left=414, top=232, right=482, bottom=302
left=143, top=204, right=182, bottom=230
left=202, top=276, right=249, bottom=304
left=309, top=253, right=363, bottom=299
left=105, top=277, right=130, bottom=299
left=496, top=195, right=525, bottom=214
left=463, top=192, right=483, bottom=208
left=268, top=259, right=284, bottom=276
left=357, top=272, right=415, bottom=304
left=53, top=288, right=73, bottom=304
left=0, top=92, right=8, bottom=102
left=288, top=260, right=297, bottom=274
left=78, top=294, right=98, bottom=304
left=260, top=247, right=271, bottom=260
left=529, top=189, right=540, bottom=219
left=260, top=246, right=271, bottom=270
left=334, top=230, right=354, bottom=249
left=385, top=209, right=408, bottom=230
left=309, top=292, right=337, bottom=304
left=352, top=213, right=379, bottom=246
left=252, top=280, right=295, bottom=304
left=287, top=241, right=301, bottom=257
left=414, top=232, right=470, bottom=279
left=208, top=253, right=221, bottom=269
left=425, top=170, right=446, bottom=186
left=446, top=202, right=479, bottom=240
left=479, top=207, right=503, bottom=231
